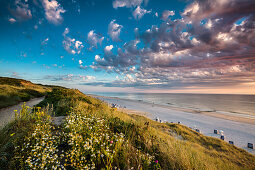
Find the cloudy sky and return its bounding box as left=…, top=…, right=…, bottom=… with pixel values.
left=0, top=0, right=255, bottom=94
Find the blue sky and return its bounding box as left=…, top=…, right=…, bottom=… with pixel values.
left=1, top=0, right=255, bottom=94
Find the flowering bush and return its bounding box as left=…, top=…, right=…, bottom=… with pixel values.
left=14, top=108, right=64, bottom=169
left=10, top=106, right=159, bottom=169
left=63, top=111, right=125, bottom=169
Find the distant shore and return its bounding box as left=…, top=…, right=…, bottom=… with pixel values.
left=90, top=94, right=255, bottom=154
left=90, top=94, right=255, bottom=125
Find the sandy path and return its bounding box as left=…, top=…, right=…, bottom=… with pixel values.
left=0, top=97, right=44, bottom=128
left=95, top=95, right=255, bottom=155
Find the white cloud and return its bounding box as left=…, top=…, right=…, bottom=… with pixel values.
left=205, top=19, right=213, bottom=29
left=85, top=75, right=96, bottom=80
left=79, top=60, right=83, bottom=65
left=132, top=6, right=151, bottom=20
left=63, top=28, right=69, bottom=36
left=113, top=0, right=144, bottom=9
left=95, top=55, right=101, bottom=61
left=160, top=10, right=175, bottom=21
left=40, top=0, right=65, bottom=25
left=104, top=45, right=114, bottom=52
left=87, top=30, right=104, bottom=50
left=41, top=37, right=49, bottom=45
left=46, top=74, right=96, bottom=82
left=75, top=41, right=83, bottom=49
left=10, top=0, right=32, bottom=20
left=8, top=18, right=16, bottom=23
left=108, top=20, right=123, bottom=41
left=62, top=28, right=84, bottom=55
left=217, top=32, right=233, bottom=42
left=182, top=2, right=200, bottom=17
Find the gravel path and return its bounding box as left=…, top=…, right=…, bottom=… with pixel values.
left=0, top=97, right=44, bottom=128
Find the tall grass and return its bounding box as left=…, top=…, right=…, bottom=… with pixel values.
left=0, top=77, right=51, bottom=109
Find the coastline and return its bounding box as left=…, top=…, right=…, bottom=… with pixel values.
left=90, top=94, right=255, bottom=154
left=91, top=94, right=255, bottom=125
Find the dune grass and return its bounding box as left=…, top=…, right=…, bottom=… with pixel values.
left=0, top=77, right=51, bottom=109
left=0, top=87, right=255, bottom=169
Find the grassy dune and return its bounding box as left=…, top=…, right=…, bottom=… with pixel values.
left=0, top=85, right=254, bottom=169
left=0, top=77, right=51, bottom=109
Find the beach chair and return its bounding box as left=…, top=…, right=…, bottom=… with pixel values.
left=247, top=143, right=253, bottom=149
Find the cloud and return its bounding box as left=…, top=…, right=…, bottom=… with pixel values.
left=41, top=37, right=49, bottom=46
left=87, top=30, right=104, bottom=50
left=160, top=10, right=175, bottom=21
left=62, top=28, right=84, bottom=55
left=8, top=18, right=16, bottom=23
left=40, top=0, right=65, bottom=25
left=11, top=72, right=20, bottom=78
left=44, top=74, right=95, bottom=82
left=104, top=45, right=114, bottom=52
left=93, top=0, right=255, bottom=89
left=9, top=0, right=32, bottom=21
left=79, top=65, right=88, bottom=70
left=113, top=0, right=144, bottom=9
left=79, top=60, right=83, bottom=65
left=113, top=0, right=150, bottom=20
left=132, top=6, right=151, bottom=20
left=108, top=20, right=123, bottom=41
left=92, top=40, right=140, bottom=72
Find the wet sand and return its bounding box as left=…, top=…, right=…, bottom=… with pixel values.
left=92, top=95, right=255, bottom=154
left=0, top=97, right=44, bottom=128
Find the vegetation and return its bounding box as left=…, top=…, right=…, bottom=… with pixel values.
left=0, top=78, right=254, bottom=169
left=0, top=77, right=51, bottom=109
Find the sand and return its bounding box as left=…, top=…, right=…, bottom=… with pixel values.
left=0, top=97, right=44, bottom=128
left=93, top=95, right=255, bottom=154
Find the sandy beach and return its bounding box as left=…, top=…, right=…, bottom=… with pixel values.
left=92, top=95, right=255, bottom=154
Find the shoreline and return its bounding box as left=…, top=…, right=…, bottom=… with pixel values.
left=91, top=94, right=255, bottom=125
left=90, top=94, right=255, bottom=154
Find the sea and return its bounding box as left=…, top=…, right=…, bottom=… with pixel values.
left=90, top=93, right=255, bottom=116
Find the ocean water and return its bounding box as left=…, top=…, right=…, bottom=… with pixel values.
left=90, top=93, right=255, bottom=116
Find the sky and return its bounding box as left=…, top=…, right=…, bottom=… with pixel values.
left=0, top=0, right=255, bottom=94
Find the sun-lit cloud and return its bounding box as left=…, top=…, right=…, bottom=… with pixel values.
left=108, top=20, right=123, bottom=41
left=9, top=0, right=32, bottom=21
left=62, top=28, right=84, bottom=55
left=40, top=0, right=65, bottom=25
left=132, top=6, right=151, bottom=20
left=8, top=18, right=16, bottom=23
left=92, top=0, right=255, bottom=89
left=87, top=30, right=104, bottom=50
left=44, top=74, right=96, bottom=82
left=113, top=0, right=144, bottom=9
left=160, top=10, right=175, bottom=21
